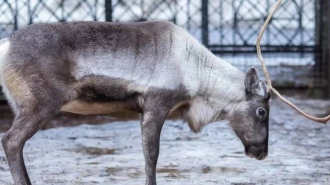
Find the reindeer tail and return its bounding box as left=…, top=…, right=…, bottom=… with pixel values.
left=0, top=38, right=14, bottom=111
left=0, top=38, right=10, bottom=70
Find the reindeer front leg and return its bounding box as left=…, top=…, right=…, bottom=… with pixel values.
left=140, top=106, right=169, bottom=185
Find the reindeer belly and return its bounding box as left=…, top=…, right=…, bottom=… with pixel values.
left=60, top=76, right=143, bottom=115
left=60, top=100, right=128, bottom=115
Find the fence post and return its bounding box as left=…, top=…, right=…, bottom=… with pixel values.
left=326, top=0, right=330, bottom=98
left=105, top=0, right=112, bottom=22
left=14, top=0, right=18, bottom=30
left=315, top=0, right=330, bottom=98
left=201, top=0, right=209, bottom=47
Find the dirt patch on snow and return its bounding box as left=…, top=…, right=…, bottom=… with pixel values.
left=0, top=96, right=330, bottom=185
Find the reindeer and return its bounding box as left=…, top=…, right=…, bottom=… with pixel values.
left=0, top=1, right=329, bottom=184
left=0, top=21, right=271, bottom=185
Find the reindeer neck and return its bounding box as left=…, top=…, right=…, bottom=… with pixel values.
left=181, top=42, right=246, bottom=131
left=186, top=39, right=246, bottom=111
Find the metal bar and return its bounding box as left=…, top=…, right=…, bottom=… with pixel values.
left=209, top=45, right=315, bottom=54
left=325, top=0, right=330, bottom=98
left=30, top=0, right=43, bottom=23
left=232, top=0, right=236, bottom=46
left=296, top=0, right=303, bottom=55
left=187, top=0, right=191, bottom=31
left=39, top=1, right=62, bottom=21
left=146, top=0, right=165, bottom=19
left=105, top=0, right=112, bottom=22
left=14, top=0, right=18, bottom=30
left=219, top=0, right=223, bottom=45
left=66, top=1, right=84, bottom=20
left=5, top=0, right=17, bottom=31
left=201, top=0, right=209, bottom=46
left=28, top=0, right=32, bottom=24
left=115, top=0, right=140, bottom=21
left=266, top=0, right=270, bottom=44
left=61, top=0, right=65, bottom=21
left=173, top=0, right=177, bottom=23
left=94, top=0, right=98, bottom=21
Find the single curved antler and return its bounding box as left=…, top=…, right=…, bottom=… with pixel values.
left=256, top=0, right=330, bottom=124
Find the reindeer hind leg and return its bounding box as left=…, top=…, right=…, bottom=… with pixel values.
left=2, top=112, right=55, bottom=185
left=1, top=67, right=76, bottom=185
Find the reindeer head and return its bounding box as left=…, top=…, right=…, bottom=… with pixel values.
left=229, top=68, right=270, bottom=160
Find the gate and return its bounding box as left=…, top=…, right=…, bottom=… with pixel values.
left=0, top=0, right=327, bottom=96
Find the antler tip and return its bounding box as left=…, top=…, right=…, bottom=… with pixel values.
left=257, top=0, right=330, bottom=126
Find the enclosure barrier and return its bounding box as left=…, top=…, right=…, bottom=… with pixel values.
left=0, top=0, right=328, bottom=97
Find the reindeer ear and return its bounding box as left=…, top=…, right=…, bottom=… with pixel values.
left=245, top=67, right=259, bottom=94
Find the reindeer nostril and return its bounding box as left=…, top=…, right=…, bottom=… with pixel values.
left=244, top=144, right=268, bottom=160
left=256, top=151, right=268, bottom=160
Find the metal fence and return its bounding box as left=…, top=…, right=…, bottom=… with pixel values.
left=0, top=0, right=327, bottom=94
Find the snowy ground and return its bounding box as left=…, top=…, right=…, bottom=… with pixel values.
left=0, top=96, right=330, bottom=185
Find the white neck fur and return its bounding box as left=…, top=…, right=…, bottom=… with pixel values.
left=180, top=35, right=246, bottom=132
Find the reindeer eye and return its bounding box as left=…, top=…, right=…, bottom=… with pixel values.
left=257, top=108, right=266, bottom=117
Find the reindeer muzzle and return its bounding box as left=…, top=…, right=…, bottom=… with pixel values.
left=245, top=145, right=268, bottom=160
